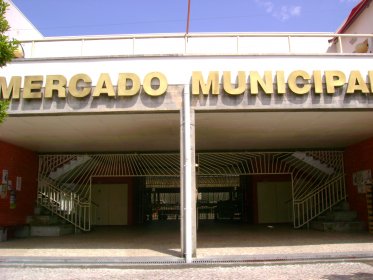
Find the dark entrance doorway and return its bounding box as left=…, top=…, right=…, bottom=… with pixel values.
left=241, top=174, right=293, bottom=225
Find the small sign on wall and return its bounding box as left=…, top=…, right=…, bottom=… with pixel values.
left=0, top=184, right=6, bottom=199
left=16, top=177, right=22, bottom=191
left=7, top=180, right=12, bottom=190
left=2, top=169, right=8, bottom=184
left=1, top=170, right=9, bottom=199
left=353, top=169, right=372, bottom=194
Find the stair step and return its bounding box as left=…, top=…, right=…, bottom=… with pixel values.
left=49, top=155, right=90, bottom=179
left=0, top=225, right=31, bottom=241
left=311, top=221, right=365, bottom=232
left=292, top=152, right=334, bottom=175
left=333, top=201, right=350, bottom=211
left=37, top=179, right=90, bottom=232
left=30, top=224, right=74, bottom=237
left=323, top=211, right=357, bottom=222
left=15, top=225, right=30, bottom=238
left=28, top=215, right=60, bottom=225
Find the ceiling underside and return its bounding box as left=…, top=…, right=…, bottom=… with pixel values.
left=0, top=111, right=372, bottom=153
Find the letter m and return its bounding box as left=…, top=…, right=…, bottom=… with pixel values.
left=192, top=71, right=219, bottom=95
left=0, top=76, right=21, bottom=100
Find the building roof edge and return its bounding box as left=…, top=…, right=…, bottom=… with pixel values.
left=336, top=0, right=372, bottom=34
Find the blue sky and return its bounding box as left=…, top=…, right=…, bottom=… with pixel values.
left=12, top=0, right=360, bottom=36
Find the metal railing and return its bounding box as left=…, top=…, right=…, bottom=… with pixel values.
left=38, top=150, right=345, bottom=230
left=293, top=175, right=346, bottom=228
left=38, top=178, right=91, bottom=231
left=17, top=33, right=373, bottom=59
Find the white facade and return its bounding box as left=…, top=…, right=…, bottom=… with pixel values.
left=1, top=1, right=373, bottom=153
left=330, top=0, right=373, bottom=53
left=2, top=0, right=373, bottom=262
left=15, top=33, right=334, bottom=59
left=4, top=0, right=43, bottom=40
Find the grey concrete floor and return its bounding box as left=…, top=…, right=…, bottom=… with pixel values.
left=2, top=262, right=373, bottom=280
left=1, top=221, right=373, bottom=260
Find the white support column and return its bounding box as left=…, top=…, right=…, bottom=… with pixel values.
left=180, top=84, right=196, bottom=263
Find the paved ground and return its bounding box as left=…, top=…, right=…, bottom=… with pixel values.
left=1, top=222, right=373, bottom=279
left=1, top=222, right=372, bottom=260
left=1, top=262, right=373, bottom=280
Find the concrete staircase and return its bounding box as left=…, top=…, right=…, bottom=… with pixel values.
left=0, top=225, right=31, bottom=241
left=26, top=207, right=74, bottom=237
left=311, top=201, right=365, bottom=232
left=49, top=155, right=90, bottom=180
left=292, top=152, right=334, bottom=175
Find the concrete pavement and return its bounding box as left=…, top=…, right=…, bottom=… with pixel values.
left=0, top=222, right=373, bottom=266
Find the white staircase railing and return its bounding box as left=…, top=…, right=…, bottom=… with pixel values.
left=38, top=151, right=345, bottom=230
left=293, top=175, right=346, bottom=228
left=37, top=178, right=90, bottom=231
left=292, top=151, right=335, bottom=175
left=49, top=155, right=91, bottom=180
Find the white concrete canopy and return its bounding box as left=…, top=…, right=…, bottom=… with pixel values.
left=0, top=110, right=372, bottom=152
left=1, top=35, right=373, bottom=153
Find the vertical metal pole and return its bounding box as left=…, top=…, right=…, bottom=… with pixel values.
left=180, top=84, right=196, bottom=263
left=37, top=156, right=42, bottom=207
left=81, top=39, right=85, bottom=56
left=287, top=36, right=292, bottom=53
left=236, top=36, right=239, bottom=54
left=341, top=152, right=346, bottom=200
left=89, top=177, right=92, bottom=231
left=184, top=35, right=188, bottom=54
left=31, top=41, right=35, bottom=58
left=291, top=173, right=296, bottom=228
left=186, top=0, right=191, bottom=34
left=180, top=148, right=184, bottom=255
left=132, top=37, right=136, bottom=55
left=338, top=36, right=343, bottom=53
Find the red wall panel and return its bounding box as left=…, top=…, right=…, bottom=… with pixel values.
left=0, top=140, right=38, bottom=226
left=344, top=137, right=373, bottom=224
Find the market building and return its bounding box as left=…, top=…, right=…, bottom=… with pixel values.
left=1, top=0, right=373, bottom=262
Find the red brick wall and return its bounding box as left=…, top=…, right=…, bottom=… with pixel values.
left=344, top=137, right=373, bottom=224
left=0, top=140, right=38, bottom=226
